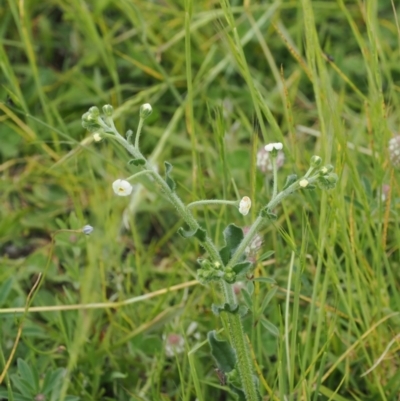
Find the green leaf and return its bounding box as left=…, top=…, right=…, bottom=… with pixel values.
left=42, top=368, right=65, bottom=395
left=0, top=392, right=32, bottom=401
left=0, top=277, right=14, bottom=307
left=241, top=288, right=253, bottom=309
left=230, top=387, right=247, bottom=401
left=178, top=226, right=207, bottom=242
left=303, top=184, right=316, bottom=190
left=343, top=196, right=364, bottom=210
left=232, top=261, right=253, bottom=277
left=10, top=375, right=34, bottom=397
left=283, top=174, right=298, bottom=189
left=164, top=161, right=176, bottom=191
left=259, top=208, right=277, bottom=220
left=207, top=331, right=237, bottom=373
left=17, top=359, right=38, bottom=394
left=211, top=303, right=247, bottom=316
left=253, top=277, right=276, bottom=284
left=260, top=318, right=279, bottom=337
left=219, top=224, right=244, bottom=264
left=128, top=158, right=146, bottom=166
left=259, top=250, right=275, bottom=261
left=361, top=176, right=372, bottom=198
left=246, top=281, right=254, bottom=295
left=259, top=287, right=278, bottom=314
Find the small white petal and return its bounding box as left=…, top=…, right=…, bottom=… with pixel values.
left=299, top=179, right=309, bottom=188
left=112, top=179, right=133, bottom=196
left=264, top=142, right=283, bottom=152
left=93, top=133, right=102, bottom=142
left=239, top=196, right=251, bottom=216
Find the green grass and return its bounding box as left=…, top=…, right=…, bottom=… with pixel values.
left=1, top=0, right=400, bottom=400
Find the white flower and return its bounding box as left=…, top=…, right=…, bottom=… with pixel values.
left=239, top=196, right=251, bottom=216
left=264, top=142, right=283, bottom=152
left=112, top=179, right=133, bottom=196
left=93, top=133, right=102, bottom=142
left=299, top=179, right=309, bottom=188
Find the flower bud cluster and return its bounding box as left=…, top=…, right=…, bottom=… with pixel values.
left=196, top=259, right=238, bottom=284
left=82, top=107, right=103, bottom=133
left=295, top=157, right=338, bottom=191
left=315, top=165, right=338, bottom=190
left=196, top=259, right=223, bottom=284
left=82, top=104, right=115, bottom=133
left=317, top=173, right=339, bottom=189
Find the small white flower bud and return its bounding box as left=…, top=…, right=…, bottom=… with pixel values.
left=264, top=142, right=283, bottom=152
left=82, top=225, right=94, bottom=235
left=140, top=103, right=153, bottom=119
left=299, top=179, right=309, bottom=188
left=239, top=196, right=251, bottom=216
left=93, top=133, right=102, bottom=142
left=102, top=104, right=114, bottom=116
left=88, top=106, right=100, bottom=117
left=112, top=179, right=133, bottom=196
left=310, top=155, right=322, bottom=167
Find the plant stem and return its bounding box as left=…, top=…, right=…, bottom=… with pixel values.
left=134, top=117, right=144, bottom=149
left=272, top=155, right=278, bottom=200
left=126, top=169, right=154, bottom=182
left=227, top=180, right=300, bottom=271
left=111, top=129, right=223, bottom=265
left=108, top=121, right=304, bottom=401
left=187, top=199, right=238, bottom=209
left=221, top=280, right=260, bottom=401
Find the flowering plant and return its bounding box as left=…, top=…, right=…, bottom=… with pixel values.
left=82, top=104, right=338, bottom=400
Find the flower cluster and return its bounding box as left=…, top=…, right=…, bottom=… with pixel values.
left=243, top=227, right=263, bottom=263
left=389, top=135, right=400, bottom=168
left=82, top=105, right=114, bottom=133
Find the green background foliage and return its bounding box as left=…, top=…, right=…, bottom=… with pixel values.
left=1, top=0, right=400, bottom=400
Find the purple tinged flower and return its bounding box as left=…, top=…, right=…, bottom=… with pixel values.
left=257, top=146, right=285, bottom=174
left=389, top=136, right=400, bottom=168
left=82, top=225, right=94, bottom=235
left=243, top=226, right=263, bottom=263
left=163, top=333, right=185, bottom=357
